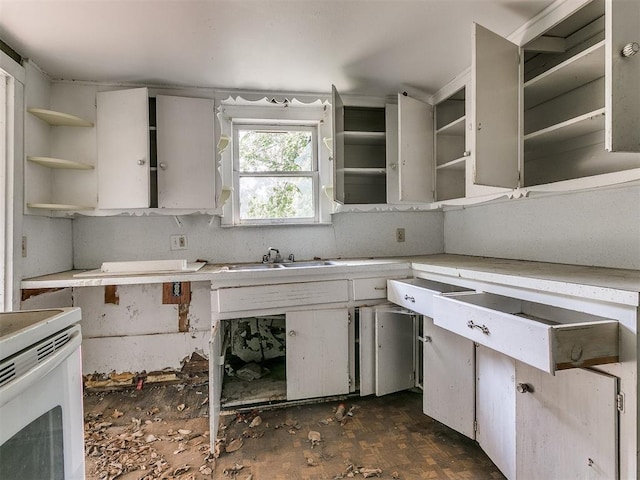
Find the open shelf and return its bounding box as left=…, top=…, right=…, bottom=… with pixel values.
left=27, top=108, right=93, bottom=127
left=27, top=156, right=94, bottom=170
left=343, top=131, right=386, bottom=145
left=436, top=116, right=465, bottom=136
left=436, top=157, right=466, bottom=171
left=342, top=168, right=386, bottom=176
left=524, top=108, right=605, bottom=152
left=27, top=203, right=95, bottom=211
left=525, top=41, right=605, bottom=109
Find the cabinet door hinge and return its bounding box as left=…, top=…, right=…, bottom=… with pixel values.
left=348, top=312, right=352, bottom=323
left=474, top=420, right=478, bottom=434
left=617, top=393, right=624, bottom=412
left=348, top=375, right=353, bottom=387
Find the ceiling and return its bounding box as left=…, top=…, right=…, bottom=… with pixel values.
left=0, top=0, right=556, bottom=97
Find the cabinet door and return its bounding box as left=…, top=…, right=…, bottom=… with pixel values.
left=97, top=88, right=150, bottom=208
left=209, top=323, right=224, bottom=447
left=476, top=345, right=516, bottom=480
left=156, top=96, right=215, bottom=208
left=375, top=308, right=415, bottom=396
left=286, top=308, right=349, bottom=401
left=359, top=306, right=415, bottom=397
left=515, top=362, right=618, bottom=479
left=331, top=85, right=345, bottom=204
left=396, top=93, right=434, bottom=203
left=471, top=23, right=519, bottom=189
left=423, top=316, right=475, bottom=439
left=606, top=0, right=640, bottom=152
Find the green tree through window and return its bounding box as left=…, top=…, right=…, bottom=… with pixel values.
left=237, top=128, right=315, bottom=220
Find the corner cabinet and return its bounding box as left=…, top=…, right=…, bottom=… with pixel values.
left=97, top=88, right=215, bottom=210
left=25, top=108, right=96, bottom=213
left=432, top=23, right=520, bottom=202
left=520, top=0, right=640, bottom=188
left=331, top=86, right=433, bottom=205
left=386, top=262, right=629, bottom=480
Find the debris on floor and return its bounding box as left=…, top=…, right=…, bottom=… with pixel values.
left=83, top=382, right=212, bottom=480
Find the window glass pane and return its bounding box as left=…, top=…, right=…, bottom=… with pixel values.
left=239, top=177, right=314, bottom=219
left=238, top=129, right=312, bottom=172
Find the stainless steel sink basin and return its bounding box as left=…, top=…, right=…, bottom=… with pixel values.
left=225, top=260, right=337, bottom=271
left=226, top=263, right=284, bottom=271
left=280, top=261, right=337, bottom=267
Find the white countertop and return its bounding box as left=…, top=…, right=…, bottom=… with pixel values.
left=22, top=254, right=640, bottom=306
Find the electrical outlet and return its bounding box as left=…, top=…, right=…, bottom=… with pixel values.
left=396, top=228, right=405, bottom=243
left=170, top=234, right=188, bottom=251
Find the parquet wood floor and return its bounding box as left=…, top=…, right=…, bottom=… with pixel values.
left=216, top=390, right=505, bottom=480
left=84, top=385, right=505, bottom=480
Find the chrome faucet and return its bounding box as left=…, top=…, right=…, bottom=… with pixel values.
left=263, top=247, right=282, bottom=263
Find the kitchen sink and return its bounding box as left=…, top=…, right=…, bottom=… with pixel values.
left=225, top=260, right=337, bottom=271
left=226, top=263, right=284, bottom=271
left=280, top=261, right=337, bottom=267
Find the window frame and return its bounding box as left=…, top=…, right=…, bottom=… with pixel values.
left=217, top=95, right=333, bottom=227
left=232, top=122, right=320, bottom=225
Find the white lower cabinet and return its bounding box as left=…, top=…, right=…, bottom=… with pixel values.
left=388, top=276, right=622, bottom=480
left=423, top=316, right=475, bottom=439
left=286, top=308, right=350, bottom=401
left=476, top=345, right=516, bottom=479
left=515, top=362, right=618, bottom=480
left=359, top=306, right=416, bottom=397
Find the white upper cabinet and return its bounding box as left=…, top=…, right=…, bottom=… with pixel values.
left=521, top=0, right=640, bottom=188
left=97, top=88, right=215, bottom=210
left=471, top=23, right=520, bottom=189
left=331, top=85, right=346, bottom=204
left=332, top=85, right=433, bottom=206
left=605, top=0, right=640, bottom=152
left=97, top=87, right=150, bottom=209
left=395, top=93, right=434, bottom=203
left=156, top=95, right=215, bottom=209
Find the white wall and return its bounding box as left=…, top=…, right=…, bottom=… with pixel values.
left=22, top=215, right=73, bottom=277
left=444, top=185, right=640, bottom=270
left=20, top=62, right=74, bottom=279
left=72, top=210, right=444, bottom=268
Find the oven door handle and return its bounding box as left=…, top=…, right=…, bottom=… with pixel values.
left=0, top=326, right=82, bottom=409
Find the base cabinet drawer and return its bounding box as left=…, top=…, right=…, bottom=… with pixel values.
left=433, top=292, right=619, bottom=374
left=216, top=280, right=349, bottom=313
left=352, top=276, right=405, bottom=301
left=387, top=278, right=468, bottom=317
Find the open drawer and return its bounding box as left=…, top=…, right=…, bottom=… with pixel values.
left=433, top=292, right=619, bottom=374
left=387, top=278, right=470, bottom=318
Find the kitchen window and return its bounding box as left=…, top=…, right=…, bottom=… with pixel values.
left=233, top=124, right=318, bottom=224
left=217, top=95, right=333, bottom=227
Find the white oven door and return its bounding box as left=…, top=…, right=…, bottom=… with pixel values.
left=0, top=324, right=85, bottom=480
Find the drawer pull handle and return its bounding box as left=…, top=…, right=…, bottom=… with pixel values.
left=404, top=294, right=415, bottom=303
left=467, top=320, right=490, bottom=335
left=516, top=383, right=533, bottom=394
left=289, top=330, right=296, bottom=337
left=374, top=286, right=386, bottom=291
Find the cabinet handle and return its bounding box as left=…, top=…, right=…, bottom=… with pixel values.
left=463, top=151, right=471, bottom=157
left=467, top=320, right=490, bottom=335
left=137, top=159, right=146, bottom=166
left=288, top=330, right=296, bottom=337
left=374, top=286, right=386, bottom=291
left=390, top=163, right=397, bottom=170
left=622, top=42, right=639, bottom=57
left=404, top=294, right=415, bottom=303
left=516, top=383, right=533, bottom=394
left=159, top=162, right=167, bottom=170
